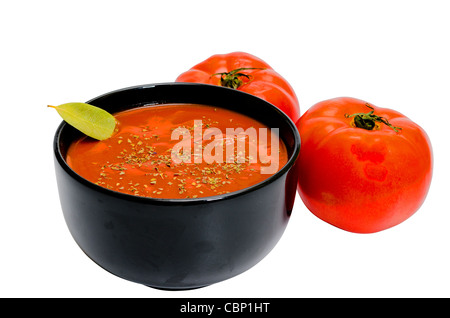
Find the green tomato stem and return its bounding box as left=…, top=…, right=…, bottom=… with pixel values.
left=345, top=103, right=402, bottom=133
left=211, top=67, right=265, bottom=89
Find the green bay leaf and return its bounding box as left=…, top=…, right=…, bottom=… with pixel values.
left=49, top=102, right=116, bottom=140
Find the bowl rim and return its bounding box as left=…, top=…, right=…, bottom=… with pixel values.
left=53, top=82, right=300, bottom=206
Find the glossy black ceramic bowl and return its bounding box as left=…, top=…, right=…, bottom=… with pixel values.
left=53, top=83, right=300, bottom=290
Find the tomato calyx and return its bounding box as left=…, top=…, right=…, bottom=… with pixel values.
left=345, top=103, right=402, bottom=133
left=211, top=67, right=265, bottom=89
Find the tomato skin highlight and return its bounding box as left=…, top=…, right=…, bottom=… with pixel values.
left=176, top=52, right=300, bottom=123
left=296, top=97, right=433, bottom=233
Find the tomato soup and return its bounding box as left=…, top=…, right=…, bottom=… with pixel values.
left=66, top=104, right=288, bottom=199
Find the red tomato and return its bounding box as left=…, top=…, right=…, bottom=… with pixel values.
left=176, top=52, right=300, bottom=122
left=296, top=97, right=433, bottom=233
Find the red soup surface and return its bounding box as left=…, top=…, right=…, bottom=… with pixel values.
left=66, top=103, right=288, bottom=199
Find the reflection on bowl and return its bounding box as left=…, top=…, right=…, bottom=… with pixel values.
left=53, top=83, right=300, bottom=290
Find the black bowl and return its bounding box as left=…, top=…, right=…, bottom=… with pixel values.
left=53, top=83, right=300, bottom=290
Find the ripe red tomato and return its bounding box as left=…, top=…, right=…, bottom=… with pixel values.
left=296, top=97, right=433, bottom=233
left=175, top=52, right=300, bottom=122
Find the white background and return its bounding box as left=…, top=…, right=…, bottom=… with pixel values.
left=1, top=0, right=449, bottom=298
